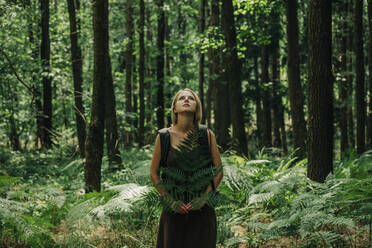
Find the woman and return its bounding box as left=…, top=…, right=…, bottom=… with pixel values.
left=150, top=88, right=224, bottom=248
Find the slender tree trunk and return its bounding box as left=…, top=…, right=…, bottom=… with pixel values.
left=367, top=0, right=372, bottom=150
left=156, top=0, right=165, bottom=130
left=105, top=56, right=122, bottom=167
left=210, top=0, right=228, bottom=149
left=133, top=55, right=138, bottom=132
left=40, top=0, right=52, bottom=149
left=145, top=6, right=153, bottom=143
left=125, top=0, right=134, bottom=146
left=4, top=80, right=21, bottom=151
left=339, top=0, right=349, bottom=158
left=9, top=114, right=21, bottom=151
left=26, top=0, right=43, bottom=149
left=85, top=0, right=108, bottom=192
left=254, top=55, right=264, bottom=148
left=199, top=0, right=206, bottom=124
left=138, top=0, right=145, bottom=146
left=67, top=0, right=86, bottom=158
left=347, top=1, right=355, bottom=150
left=286, top=0, right=307, bottom=158
left=279, top=103, right=288, bottom=155
left=178, top=8, right=187, bottom=87
left=307, top=0, right=333, bottom=183
left=221, top=0, right=247, bottom=155
left=272, top=35, right=282, bottom=149
left=261, top=45, right=272, bottom=148
left=354, top=0, right=366, bottom=155
left=165, top=17, right=172, bottom=127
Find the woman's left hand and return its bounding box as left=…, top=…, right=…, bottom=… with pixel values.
left=187, top=194, right=208, bottom=211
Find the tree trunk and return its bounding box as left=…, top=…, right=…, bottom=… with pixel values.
left=67, top=0, right=86, bottom=158
left=272, top=39, right=282, bottom=149
left=165, top=17, right=172, bottom=128
left=261, top=45, right=272, bottom=148
left=125, top=0, right=134, bottom=146
left=307, top=0, right=333, bottom=183
left=156, top=0, right=165, bottom=130
left=178, top=8, right=187, bottom=87
left=286, top=0, right=307, bottom=158
left=132, top=55, right=138, bottom=132
left=199, top=0, right=206, bottom=124
left=85, top=0, right=108, bottom=193
left=254, top=55, right=264, bottom=148
left=105, top=56, right=122, bottom=167
left=221, top=0, right=247, bottom=155
left=339, top=0, right=349, bottom=158
left=145, top=6, right=153, bottom=143
left=271, top=10, right=282, bottom=149
left=26, top=0, right=43, bottom=149
left=354, top=0, right=366, bottom=155
left=347, top=1, right=355, bottom=150
left=40, top=0, right=52, bottom=149
left=210, top=0, right=229, bottom=150
left=138, top=0, right=145, bottom=146
left=367, top=0, right=372, bottom=150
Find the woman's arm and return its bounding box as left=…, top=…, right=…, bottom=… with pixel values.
left=150, top=134, right=189, bottom=214
left=204, top=129, right=223, bottom=194
left=150, top=134, right=166, bottom=197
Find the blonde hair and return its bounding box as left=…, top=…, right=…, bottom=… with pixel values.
left=171, top=88, right=202, bottom=126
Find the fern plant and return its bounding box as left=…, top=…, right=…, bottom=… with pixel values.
left=155, top=126, right=222, bottom=212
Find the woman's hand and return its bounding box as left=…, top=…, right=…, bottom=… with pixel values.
left=163, top=193, right=189, bottom=214
left=187, top=194, right=208, bottom=211
left=170, top=200, right=189, bottom=214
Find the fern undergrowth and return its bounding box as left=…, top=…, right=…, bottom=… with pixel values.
left=1, top=135, right=372, bottom=247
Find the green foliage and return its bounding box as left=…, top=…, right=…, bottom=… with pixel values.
left=156, top=126, right=223, bottom=212
left=221, top=149, right=372, bottom=247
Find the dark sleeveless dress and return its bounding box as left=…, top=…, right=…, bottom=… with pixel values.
left=156, top=146, right=217, bottom=248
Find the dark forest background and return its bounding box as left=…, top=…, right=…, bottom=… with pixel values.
left=1, top=0, right=372, bottom=247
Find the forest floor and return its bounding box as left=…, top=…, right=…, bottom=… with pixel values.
left=1, top=141, right=372, bottom=247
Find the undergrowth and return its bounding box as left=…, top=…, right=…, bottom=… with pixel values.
left=1, top=134, right=372, bottom=247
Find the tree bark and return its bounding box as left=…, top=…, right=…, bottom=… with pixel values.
left=178, top=8, right=187, bottom=87
left=85, top=0, right=108, bottom=192
left=145, top=6, right=153, bottom=143
left=105, top=56, right=122, bottom=167
left=221, top=0, right=247, bottom=155
left=307, top=0, right=333, bottom=183
left=347, top=1, right=355, bottom=150
left=367, top=0, right=372, bottom=150
left=67, top=0, right=86, bottom=158
left=156, top=0, right=165, bottom=130
left=199, top=0, right=206, bottom=124
left=339, top=0, right=349, bottom=158
left=40, top=0, right=52, bottom=149
left=286, top=0, right=307, bottom=158
left=138, top=0, right=145, bottom=146
left=26, top=0, right=43, bottom=149
left=125, top=0, right=134, bottom=146
left=254, top=55, right=264, bottom=148
left=165, top=17, right=172, bottom=128
left=132, top=55, right=138, bottom=131
left=271, top=10, right=282, bottom=149
left=261, top=45, right=272, bottom=148
left=354, top=0, right=366, bottom=155
left=209, top=0, right=229, bottom=150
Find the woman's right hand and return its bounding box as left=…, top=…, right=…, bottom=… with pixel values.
left=170, top=200, right=189, bottom=214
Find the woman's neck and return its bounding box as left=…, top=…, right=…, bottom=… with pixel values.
left=173, top=112, right=195, bottom=133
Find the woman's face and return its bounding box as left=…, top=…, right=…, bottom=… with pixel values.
left=174, top=90, right=197, bottom=114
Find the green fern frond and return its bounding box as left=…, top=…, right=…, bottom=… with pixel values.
left=156, top=126, right=225, bottom=212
